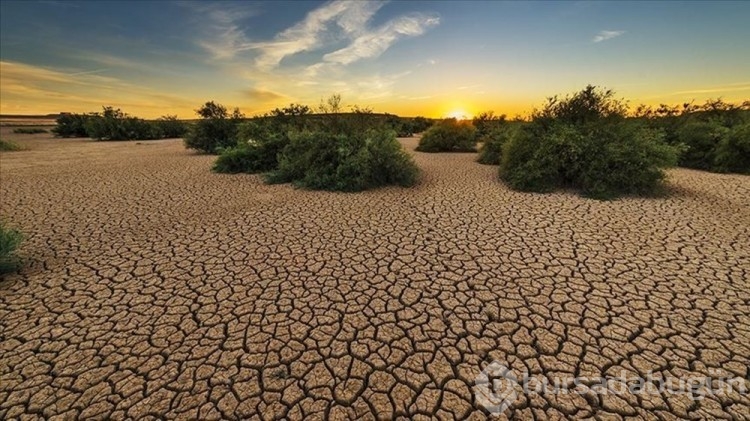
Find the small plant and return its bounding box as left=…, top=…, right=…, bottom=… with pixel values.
left=416, top=118, right=477, bottom=152
left=0, top=222, right=23, bottom=274
left=12, top=128, right=47, bottom=134
left=0, top=139, right=23, bottom=152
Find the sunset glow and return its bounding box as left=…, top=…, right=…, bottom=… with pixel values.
left=1, top=1, right=749, bottom=118
left=445, top=109, right=472, bottom=120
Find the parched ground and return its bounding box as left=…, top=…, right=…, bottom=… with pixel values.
left=1, top=129, right=748, bottom=420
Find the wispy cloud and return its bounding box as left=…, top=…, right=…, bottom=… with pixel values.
left=66, top=68, right=109, bottom=77
left=322, top=13, right=440, bottom=65
left=183, top=1, right=261, bottom=59
left=193, top=0, right=439, bottom=72
left=593, top=30, right=625, bottom=43
left=245, top=87, right=285, bottom=102
left=0, top=60, right=196, bottom=116
left=667, top=83, right=750, bottom=96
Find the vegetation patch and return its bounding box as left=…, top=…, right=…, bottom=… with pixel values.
left=267, top=128, right=418, bottom=191
left=634, top=99, right=750, bottom=174
left=477, top=124, right=520, bottom=165
left=184, top=101, right=244, bottom=154
left=52, top=108, right=188, bottom=141
left=12, top=128, right=47, bottom=134
left=500, top=86, right=682, bottom=199
left=0, top=139, right=23, bottom=152
left=213, top=97, right=419, bottom=192
left=0, top=222, right=23, bottom=274
left=415, top=118, right=477, bottom=152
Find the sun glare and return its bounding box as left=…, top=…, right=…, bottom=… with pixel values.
left=446, top=109, right=471, bottom=120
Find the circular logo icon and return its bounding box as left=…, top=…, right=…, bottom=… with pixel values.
left=474, top=361, right=519, bottom=415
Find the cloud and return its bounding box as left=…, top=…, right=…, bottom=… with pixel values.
left=244, top=88, right=285, bottom=102
left=194, top=0, right=439, bottom=71
left=322, top=13, right=439, bottom=65
left=670, top=83, right=750, bottom=96
left=183, top=1, right=261, bottom=59
left=251, top=1, right=388, bottom=70
left=593, top=30, right=625, bottom=43
left=0, top=60, right=197, bottom=117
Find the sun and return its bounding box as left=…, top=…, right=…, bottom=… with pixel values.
left=445, top=109, right=471, bottom=120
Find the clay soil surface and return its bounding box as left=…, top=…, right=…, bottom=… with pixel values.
left=1, top=128, right=749, bottom=419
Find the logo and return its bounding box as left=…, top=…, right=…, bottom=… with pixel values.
left=474, top=361, right=519, bottom=415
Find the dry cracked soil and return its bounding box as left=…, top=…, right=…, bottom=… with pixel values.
left=0, top=129, right=749, bottom=420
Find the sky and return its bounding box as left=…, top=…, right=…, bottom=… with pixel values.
left=1, top=0, right=749, bottom=119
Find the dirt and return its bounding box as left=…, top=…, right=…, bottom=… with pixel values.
left=1, top=128, right=748, bottom=419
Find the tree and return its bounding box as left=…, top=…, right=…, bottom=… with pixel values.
left=196, top=101, right=228, bottom=119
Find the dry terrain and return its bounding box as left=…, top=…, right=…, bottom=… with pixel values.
left=1, top=128, right=749, bottom=420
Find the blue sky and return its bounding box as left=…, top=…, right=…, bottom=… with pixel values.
left=1, top=0, right=749, bottom=118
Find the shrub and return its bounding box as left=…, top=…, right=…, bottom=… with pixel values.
left=416, top=118, right=477, bottom=152
left=267, top=128, right=418, bottom=191
left=184, top=101, right=243, bottom=154
left=0, top=222, right=22, bottom=274
left=714, top=122, right=750, bottom=174
left=155, top=115, right=188, bottom=138
left=411, top=116, right=434, bottom=134
left=52, top=113, right=90, bottom=137
left=477, top=124, right=519, bottom=165
left=473, top=111, right=506, bottom=141
left=213, top=122, right=290, bottom=174
left=633, top=98, right=750, bottom=173
left=0, top=139, right=23, bottom=151
left=12, top=128, right=47, bottom=134
left=500, top=86, right=682, bottom=199
left=85, top=107, right=161, bottom=141
left=674, top=120, right=727, bottom=170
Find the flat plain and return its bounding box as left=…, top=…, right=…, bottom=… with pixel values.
left=1, top=128, right=748, bottom=419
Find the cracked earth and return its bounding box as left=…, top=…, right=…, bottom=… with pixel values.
left=1, top=130, right=749, bottom=420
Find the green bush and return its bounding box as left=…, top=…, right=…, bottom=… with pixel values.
left=477, top=124, right=518, bottom=165
left=85, top=107, right=162, bottom=141
left=184, top=101, right=243, bottom=154
left=411, top=116, right=434, bottom=134
left=714, top=122, right=750, bottom=174
left=674, top=120, right=727, bottom=170
left=500, top=86, right=682, bottom=199
left=415, top=118, right=477, bottom=152
left=267, top=129, right=418, bottom=191
left=155, top=115, right=188, bottom=138
left=12, top=128, right=47, bottom=134
left=52, top=113, right=90, bottom=137
left=214, top=112, right=317, bottom=174
left=213, top=126, right=289, bottom=174
left=0, top=222, right=22, bottom=274
left=473, top=111, right=506, bottom=141
left=0, top=139, right=23, bottom=151
left=634, top=99, right=750, bottom=173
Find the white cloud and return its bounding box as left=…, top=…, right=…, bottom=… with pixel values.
left=593, top=30, right=625, bottom=43
left=322, top=13, right=440, bottom=65
left=193, top=0, right=439, bottom=71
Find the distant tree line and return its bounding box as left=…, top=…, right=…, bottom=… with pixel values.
left=52, top=107, right=188, bottom=140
